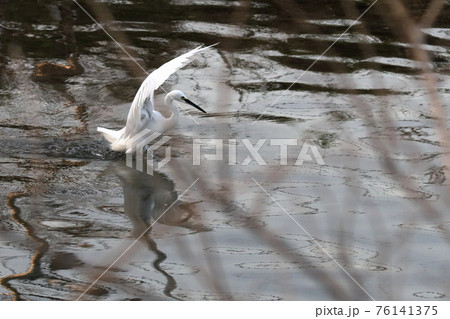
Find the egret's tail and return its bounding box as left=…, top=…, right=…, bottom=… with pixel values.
left=97, top=127, right=127, bottom=151
left=97, top=127, right=121, bottom=143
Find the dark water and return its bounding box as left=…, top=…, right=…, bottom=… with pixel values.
left=0, top=0, right=450, bottom=300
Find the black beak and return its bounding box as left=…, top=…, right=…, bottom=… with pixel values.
left=182, top=97, right=206, bottom=113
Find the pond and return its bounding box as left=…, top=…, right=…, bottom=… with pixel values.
left=0, top=0, right=449, bottom=300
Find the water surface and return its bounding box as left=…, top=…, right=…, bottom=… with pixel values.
left=1, top=0, right=449, bottom=300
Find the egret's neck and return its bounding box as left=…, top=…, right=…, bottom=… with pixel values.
left=164, top=94, right=180, bottom=130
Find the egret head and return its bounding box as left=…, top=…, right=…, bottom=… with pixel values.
left=167, top=90, right=206, bottom=113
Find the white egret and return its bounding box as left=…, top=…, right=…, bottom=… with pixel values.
left=98, top=45, right=213, bottom=152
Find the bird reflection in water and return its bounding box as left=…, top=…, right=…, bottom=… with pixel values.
left=103, top=162, right=209, bottom=299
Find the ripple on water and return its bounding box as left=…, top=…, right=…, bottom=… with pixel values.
left=306, top=19, right=362, bottom=27
left=235, top=260, right=400, bottom=272
left=160, top=263, right=200, bottom=276
left=397, top=222, right=450, bottom=234
left=422, top=28, right=450, bottom=41
left=224, top=217, right=267, bottom=229
left=413, top=291, right=445, bottom=299
left=173, top=290, right=281, bottom=301
left=41, top=220, right=80, bottom=229
left=171, top=0, right=242, bottom=6
left=204, top=246, right=273, bottom=255
left=204, top=214, right=267, bottom=230
left=178, top=21, right=289, bottom=41
left=298, top=33, right=382, bottom=44
left=275, top=234, right=402, bottom=272
left=236, top=261, right=316, bottom=270
left=68, top=239, right=115, bottom=251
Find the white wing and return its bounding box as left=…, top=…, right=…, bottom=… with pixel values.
left=123, top=45, right=214, bottom=138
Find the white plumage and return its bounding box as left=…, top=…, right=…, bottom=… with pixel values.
left=98, top=45, right=213, bottom=151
